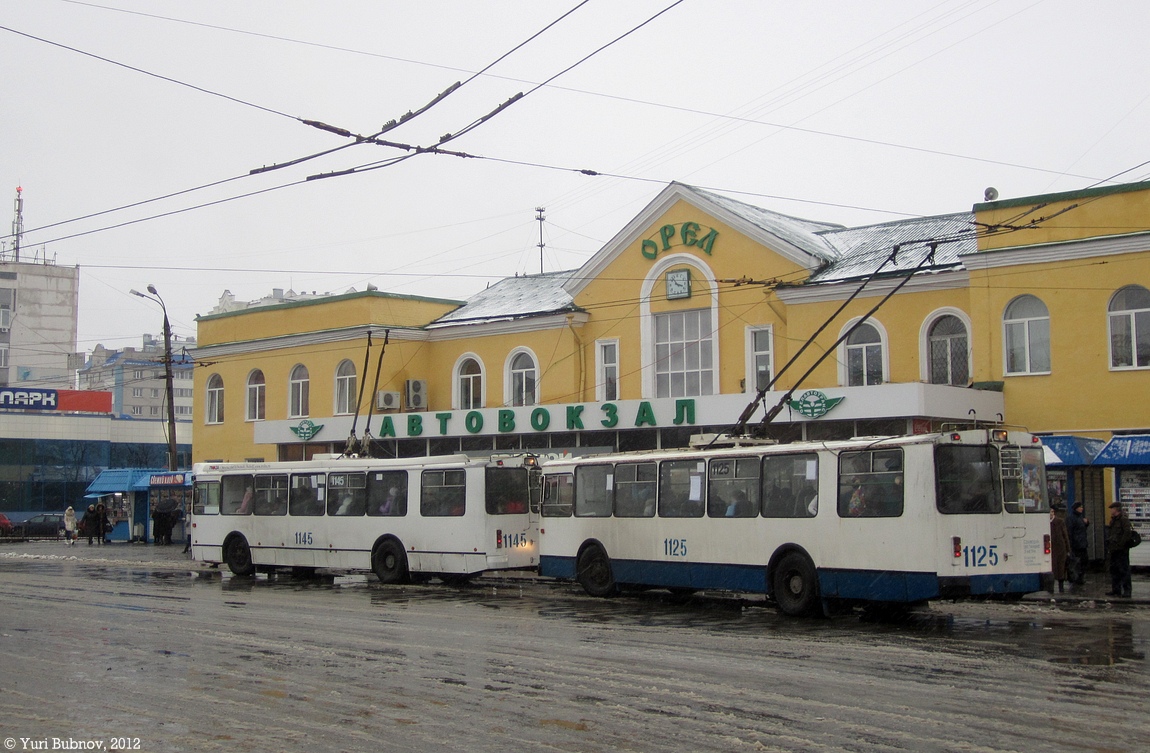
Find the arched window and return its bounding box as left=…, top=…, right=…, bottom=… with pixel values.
left=845, top=322, right=884, bottom=386
left=1004, top=295, right=1050, bottom=374
left=206, top=374, right=224, bottom=424
left=289, top=364, right=310, bottom=418
left=457, top=357, right=483, bottom=410
left=928, top=315, right=970, bottom=385
left=246, top=370, right=265, bottom=421
left=508, top=351, right=537, bottom=406
left=334, top=360, right=357, bottom=415
left=1109, top=284, right=1150, bottom=369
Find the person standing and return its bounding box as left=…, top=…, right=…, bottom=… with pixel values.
left=63, top=506, right=78, bottom=546
left=1066, top=500, right=1091, bottom=585
left=95, top=502, right=109, bottom=545
left=81, top=504, right=99, bottom=545
left=1049, top=503, right=1070, bottom=593
left=1105, top=501, right=1134, bottom=598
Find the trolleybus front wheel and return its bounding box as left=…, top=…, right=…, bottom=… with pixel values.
left=772, top=551, right=819, bottom=617
left=576, top=544, right=618, bottom=598
left=223, top=535, right=255, bottom=577
left=372, top=539, right=409, bottom=585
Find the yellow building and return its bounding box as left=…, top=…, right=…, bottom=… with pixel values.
left=193, top=181, right=1150, bottom=558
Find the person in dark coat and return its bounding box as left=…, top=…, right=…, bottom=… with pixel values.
left=1049, top=503, right=1070, bottom=592
left=1106, top=501, right=1134, bottom=598
left=81, top=504, right=99, bottom=546
left=1066, top=500, right=1090, bottom=585
left=95, top=502, right=109, bottom=545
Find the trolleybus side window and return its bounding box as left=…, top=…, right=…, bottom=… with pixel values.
left=1002, top=446, right=1048, bottom=514
left=289, top=472, right=326, bottom=516
left=935, top=446, right=1002, bottom=514
left=421, top=469, right=466, bottom=517
left=763, top=453, right=819, bottom=518
left=367, top=471, right=407, bottom=516
left=194, top=480, right=220, bottom=515
left=614, top=461, right=657, bottom=517
left=254, top=474, right=289, bottom=516
left=838, top=449, right=903, bottom=518
left=221, top=474, right=255, bottom=515
left=486, top=466, right=529, bottom=514
left=574, top=464, right=612, bottom=517
left=707, top=457, right=759, bottom=517
left=327, top=472, right=367, bottom=516
left=659, top=459, right=705, bottom=518
left=542, top=473, right=574, bottom=517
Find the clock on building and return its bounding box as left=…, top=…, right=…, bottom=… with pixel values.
left=666, top=268, right=691, bottom=299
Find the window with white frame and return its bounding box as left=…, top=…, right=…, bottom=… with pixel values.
left=205, top=374, right=224, bottom=424
left=247, top=370, right=266, bottom=421
left=654, top=308, right=714, bottom=398
left=1109, top=284, right=1150, bottom=369
left=458, top=357, right=483, bottom=410
left=132, top=388, right=143, bottom=398
left=746, top=326, right=772, bottom=392
left=131, top=405, right=143, bottom=416
left=0, top=307, right=10, bottom=331
left=597, top=339, right=619, bottom=401
left=845, top=322, right=884, bottom=386
left=289, top=364, right=310, bottom=418
left=508, top=351, right=536, bottom=406
left=335, top=360, right=357, bottom=414
left=1004, top=295, right=1050, bottom=374
left=928, top=315, right=969, bottom=385
left=0, top=343, right=8, bottom=368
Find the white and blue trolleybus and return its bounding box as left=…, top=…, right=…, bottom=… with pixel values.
left=190, top=453, right=539, bottom=582
left=538, top=429, right=1051, bottom=615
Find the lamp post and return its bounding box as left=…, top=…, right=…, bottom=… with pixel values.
left=131, top=285, right=178, bottom=472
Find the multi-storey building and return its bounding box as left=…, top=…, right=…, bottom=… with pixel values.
left=79, top=335, right=196, bottom=420
left=0, top=256, right=82, bottom=388
left=192, top=181, right=1150, bottom=560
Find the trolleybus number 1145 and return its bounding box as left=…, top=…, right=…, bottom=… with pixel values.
left=664, top=538, right=688, bottom=557
left=294, top=532, right=314, bottom=546
left=961, top=544, right=999, bottom=567
left=499, top=531, right=530, bottom=549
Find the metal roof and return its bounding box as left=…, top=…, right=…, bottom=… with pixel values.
left=688, top=185, right=843, bottom=262
left=427, top=270, right=580, bottom=328
left=809, top=212, right=977, bottom=283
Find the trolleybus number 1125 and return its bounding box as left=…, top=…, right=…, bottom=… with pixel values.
left=961, top=544, right=999, bottom=567
left=664, top=538, right=688, bottom=557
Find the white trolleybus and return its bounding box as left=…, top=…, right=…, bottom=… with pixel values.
left=538, top=429, right=1052, bottom=615
left=190, top=453, right=540, bottom=582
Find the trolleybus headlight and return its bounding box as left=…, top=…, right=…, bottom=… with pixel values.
left=1043, top=534, right=1051, bottom=555
left=952, top=536, right=962, bottom=558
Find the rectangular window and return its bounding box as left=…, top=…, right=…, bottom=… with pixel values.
left=0, top=307, right=10, bottom=331
left=0, top=343, right=7, bottom=368
left=421, top=469, right=466, bottom=517
left=193, top=481, right=220, bottom=516
left=134, top=370, right=145, bottom=380
left=574, top=464, right=613, bottom=517
left=542, top=474, right=574, bottom=517
left=132, top=388, right=143, bottom=398
left=935, top=445, right=1003, bottom=514
left=130, top=406, right=143, bottom=416
left=1001, top=446, right=1048, bottom=514
left=327, top=472, right=367, bottom=516
left=597, top=339, right=619, bottom=401
left=366, top=471, right=408, bottom=516
left=248, top=382, right=265, bottom=421
left=221, top=474, right=255, bottom=515
left=253, top=474, right=289, bottom=516
left=175, top=406, right=192, bottom=416
left=486, top=467, right=529, bottom=514
left=289, top=473, right=326, bottom=516
left=838, top=449, right=903, bottom=517
left=658, top=459, right=705, bottom=518
left=149, top=406, right=159, bottom=416
left=707, top=456, right=760, bottom=517
left=747, top=327, right=772, bottom=392
left=613, top=462, right=656, bottom=517
left=654, top=309, right=714, bottom=398
left=762, top=453, right=819, bottom=518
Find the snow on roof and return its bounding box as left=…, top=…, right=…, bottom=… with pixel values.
left=810, top=212, right=976, bottom=282
left=427, top=270, right=580, bottom=328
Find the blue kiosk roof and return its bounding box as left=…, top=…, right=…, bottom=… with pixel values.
left=1093, top=435, right=1150, bottom=466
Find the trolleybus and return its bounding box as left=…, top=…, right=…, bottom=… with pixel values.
left=538, top=429, right=1051, bottom=615
left=190, top=453, right=539, bottom=582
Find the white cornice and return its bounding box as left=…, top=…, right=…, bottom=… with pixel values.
left=961, top=231, right=1150, bottom=270
left=191, top=325, right=427, bottom=359
left=425, top=312, right=589, bottom=341
left=776, top=269, right=970, bottom=304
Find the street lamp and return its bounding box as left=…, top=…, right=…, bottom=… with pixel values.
left=131, top=285, right=178, bottom=472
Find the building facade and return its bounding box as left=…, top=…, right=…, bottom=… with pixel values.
left=0, top=257, right=82, bottom=389
left=79, top=335, right=196, bottom=421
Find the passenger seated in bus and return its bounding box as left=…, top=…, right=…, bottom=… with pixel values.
left=763, top=482, right=794, bottom=517
left=616, top=484, right=653, bottom=517
left=725, top=489, right=751, bottom=517
left=378, top=487, right=400, bottom=515
left=795, top=483, right=818, bottom=517
left=237, top=486, right=253, bottom=515
left=335, top=494, right=360, bottom=516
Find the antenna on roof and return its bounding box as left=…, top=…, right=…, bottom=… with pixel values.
left=535, top=207, right=546, bottom=275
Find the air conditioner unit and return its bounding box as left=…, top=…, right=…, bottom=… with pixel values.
left=376, top=391, right=402, bottom=411
left=405, top=379, right=428, bottom=410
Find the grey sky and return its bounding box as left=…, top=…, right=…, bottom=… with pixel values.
left=2, top=0, right=1146, bottom=353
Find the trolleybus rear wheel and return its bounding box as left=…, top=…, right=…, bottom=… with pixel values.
left=372, top=539, right=408, bottom=585
left=576, top=545, right=618, bottom=598
left=223, top=535, right=255, bottom=577
left=773, top=551, right=819, bottom=617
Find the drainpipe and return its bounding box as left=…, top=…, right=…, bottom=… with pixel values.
left=566, top=315, right=586, bottom=400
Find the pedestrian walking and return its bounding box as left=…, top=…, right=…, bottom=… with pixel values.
left=1049, top=502, right=1070, bottom=593
left=95, top=502, right=109, bottom=545
left=1105, top=501, right=1134, bottom=598
left=81, top=504, right=99, bottom=545
left=63, top=506, right=78, bottom=546
left=1066, top=500, right=1090, bottom=585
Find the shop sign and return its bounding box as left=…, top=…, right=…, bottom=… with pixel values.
left=290, top=419, right=324, bottom=441
left=149, top=472, right=190, bottom=486
left=641, top=222, right=719, bottom=259
left=0, top=388, right=57, bottom=409
left=787, top=390, right=844, bottom=419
